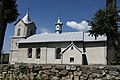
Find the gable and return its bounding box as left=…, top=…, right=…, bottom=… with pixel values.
left=62, top=43, right=82, bottom=54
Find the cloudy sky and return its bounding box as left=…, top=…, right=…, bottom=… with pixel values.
left=3, top=0, right=120, bottom=53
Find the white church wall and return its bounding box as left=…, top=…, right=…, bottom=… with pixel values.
left=63, top=45, right=82, bottom=64
left=85, top=42, right=107, bottom=65
left=17, top=47, right=47, bottom=64
left=46, top=42, right=70, bottom=64
left=9, top=51, right=18, bottom=64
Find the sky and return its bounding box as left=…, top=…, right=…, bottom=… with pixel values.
left=3, top=0, right=120, bottom=53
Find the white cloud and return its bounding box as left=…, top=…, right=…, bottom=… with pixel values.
left=66, top=21, right=91, bottom=32
left=40, top=28, right=50, bottom=34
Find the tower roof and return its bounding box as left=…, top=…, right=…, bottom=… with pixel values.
left=22, top=11, right=32, bottom=24
left=55, top=17, right=63, bottom=25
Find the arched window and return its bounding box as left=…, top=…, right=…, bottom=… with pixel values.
left=36, top=48, right=41, bottom=59
left=17, top=28, right=21, bottom=36
left=55, top=48, right=61, bottom=59
left=28, top=48, right=32, bottom=58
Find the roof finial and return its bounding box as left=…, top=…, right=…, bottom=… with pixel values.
left=22, top=8, right=32, bottom=24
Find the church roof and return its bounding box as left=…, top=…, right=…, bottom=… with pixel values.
left=18, top=32, right=106, bottom=44
left=22, top=11, right=33, bottom=24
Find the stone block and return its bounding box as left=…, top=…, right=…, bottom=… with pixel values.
left=51, top=76, right=60, bottom=80
left=55, top=65, right=65, bottom=70
left=74, top=76, right=80, bottom=80
left=42, top=65, right=52, bottom=70
left=41, top=73, right=49, bottom=80
left=74, top=71, right=82, bottom=76
left=60, top=70, right=68, bottom=76
left=109, top=71, right=119, bottom=76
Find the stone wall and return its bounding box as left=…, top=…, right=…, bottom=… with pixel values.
left=0, top=64, right=120, bottom=80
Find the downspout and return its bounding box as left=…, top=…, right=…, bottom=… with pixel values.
left=46, top=43, right=47, bottom=64
left=61, top=53, right=63, bottom=64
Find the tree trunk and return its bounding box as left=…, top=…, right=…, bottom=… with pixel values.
left=107, top=33, right=116, bottom=65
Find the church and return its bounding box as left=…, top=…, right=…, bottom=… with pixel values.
left=9, top=11, right=107, bottom=65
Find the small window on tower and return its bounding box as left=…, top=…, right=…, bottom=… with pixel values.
left=17, top=28, right=21, bottom=36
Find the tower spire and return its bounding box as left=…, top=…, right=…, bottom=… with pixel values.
left=55, top=16, right=63, bottom=34
left=22, top=9, right=32, bottom=24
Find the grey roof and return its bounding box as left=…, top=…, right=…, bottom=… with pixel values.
left=18, top=32, right=106, bottom=44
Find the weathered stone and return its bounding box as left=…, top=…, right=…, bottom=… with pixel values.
left=81, top=67, right=88, bottom=74
left=86, top=70, right=92, bottom=75
left=29, top=72, right=34, bottom=80
left=70, top=66, right=76, bottom=71
left=90, top=67, right=98, bottom=73
left=74, top=76, right=80, bottom=80
left=115, top=77, right=120, bottom=80
left=68, top=72, right=73, bottom=80
left=43, top=70, right=51, bottom=75
left=60, top=70, right=68, bottom=76
left=2, top=66, right=8, bottom=72
left=109, top=71, right=119, bottom=76
left=0, top=74, right=4, bottom=79
left=0, top=64, right=120, bottom=80
left=98, top=66, right=105, bottom=70
left=36, top=74, right=42, bottom=80
left=66, top=65, right=71, bottom=70
left=92, top=73, right=97, bottom=79
left=42, top=65, right=52, bottom=70
left=80, top=76, right=87, bottom=80
left=88, top=74, right=93, bottom=80
left=55, top=65, right=65, bottom=70
left=102, top=70, right=106, bottom=77
left=106, top=74, right=111, bottom=79
left=41, top=74, right=49, bottom=80
left=76, top=66, right=81, bottom=71
left=51, top=76, right=60, bottom=80
left=74, top=71, right=82, bottom=76
left=51, top=67, right=59, bottom=73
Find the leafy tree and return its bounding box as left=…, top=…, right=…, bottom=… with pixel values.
left=0, top=0, right=19, bottom=61
left=89, top=8, right=120, bottom=64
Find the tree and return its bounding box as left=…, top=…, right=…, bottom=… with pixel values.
left=0, top=0, right=19, bottom=61
left=89, top=8, right=120, bottom=64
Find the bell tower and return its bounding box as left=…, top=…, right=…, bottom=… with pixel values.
left=55, top=17, right=63, bottom=34
left=9, top=11, right=36, bottom=64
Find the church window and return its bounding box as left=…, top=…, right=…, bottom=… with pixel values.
left=70, top=57, right=74, bottom=63
left=28, top=48, right=32, bottom=58
left=71, top=46, right=73, bottom=50
left=36, top=48, right=41, bottom=59
left=55, top=48, right=61, bottom=59
left=17, top=28, right=21, bottom=36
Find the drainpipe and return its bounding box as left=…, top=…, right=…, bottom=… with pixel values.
left=61, top=53, right=63, bottom=64
left=46, top=44, right=47, bottom=64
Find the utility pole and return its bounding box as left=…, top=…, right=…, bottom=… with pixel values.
left=106, top=0, right=116, bottom=10
left=106, top=0, right=117, bottom=65
left=0, top=0, right=3, bottom=64
left=1, top=50, right=3, bottom=64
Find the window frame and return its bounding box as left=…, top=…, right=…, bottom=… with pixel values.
left=17, top=28, right=21, bottom=36
left=28, top=48, right=32, bottom=58
left=36, top=48, right=41, bottom=59
left=70, top=57, right=74, bottom=63
left=55, top=47, right=61, bottom=59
